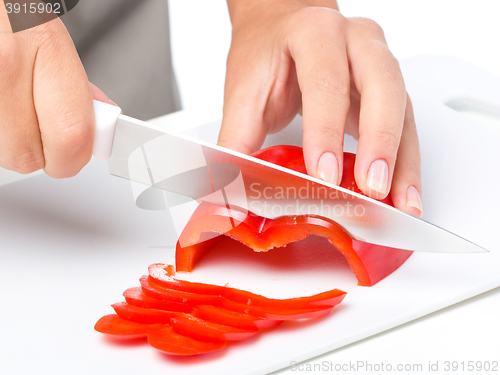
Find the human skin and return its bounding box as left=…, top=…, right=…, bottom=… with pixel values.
left=0, top=2, right=114, bottom=178
left=221, top=0, right=422, bottom=217
left=0, top=0, right=422, bottom=216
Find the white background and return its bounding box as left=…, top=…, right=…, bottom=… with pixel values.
left=0, top=1, right=499, bottom=374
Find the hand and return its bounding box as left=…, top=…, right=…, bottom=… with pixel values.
left=219, top=0, right=422, bottom=217
left=0, top=5, right=112, bottom=178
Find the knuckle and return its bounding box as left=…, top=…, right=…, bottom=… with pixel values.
left=4, top=149, right=44, bottom=174
left=0, top=40, right=20, bottom=78
left=311, top=69, right=350, bottom=103
left=405, top=160, right=421, bottom=179
left=378, top=60, right=405, bottom=89
left=372, top=129, right=401, bottom=151
left=293, top=7, right=346, bottom=31
left=53, top=113, right=93, bottom=152
left=349, top=17, right=384, bottom=36
left=310, top=124, right=344, bottom=144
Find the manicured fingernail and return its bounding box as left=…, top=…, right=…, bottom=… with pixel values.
left=406, top=185, right=423, bottom=216
left=366, top=159, right=389, bottom=195
left=317, top=152, right=339, bottom=185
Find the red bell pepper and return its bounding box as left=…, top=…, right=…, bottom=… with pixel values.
left=148, top=263, right=346, bottom=310
left=123, top=287, right=192, bottom=313
left=95, top=315, right=227, bottom=355
left=175, top=146, right=412, bottom=286
left=169, top=314, right=258, bottom=342
left=94, top=314, right=159, bottom=340
left=96, top=263, right=346, bottom=355
left=140, top=275, right=223, bottom=306
left=191, top=305, right=282, bottom=330
left=147, top=326, right=227, bottom=355
left=142, top=267, right=345, bottom=318
left=112, top=302, right=183, bottom=324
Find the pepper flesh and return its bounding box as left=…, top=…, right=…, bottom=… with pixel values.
left=96, top=263, right=345, bottom=355
left=175, top=146, right=413, bottom=286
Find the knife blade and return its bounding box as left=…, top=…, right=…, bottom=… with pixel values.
left=92, top=100, right=487, bottom=253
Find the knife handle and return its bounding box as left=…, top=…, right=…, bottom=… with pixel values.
left=92, top=100, right=122, bottom=161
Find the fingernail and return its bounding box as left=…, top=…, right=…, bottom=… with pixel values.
left=406, top=185, right=423, bottom=216
left=366, top=159, right=389, bottom=195
left=317, top=152, right=339, bottom=185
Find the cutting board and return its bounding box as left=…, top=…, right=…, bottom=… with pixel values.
left=1, top=54, right=499, bottom=375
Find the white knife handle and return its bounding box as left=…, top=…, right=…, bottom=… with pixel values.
left=92, top=100, right=122, bottom=161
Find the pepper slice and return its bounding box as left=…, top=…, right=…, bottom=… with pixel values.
left=148, top=263, right=227, bottom=295
left=96, top=263, right=347, bottom=355
left=94, top=314, right=160, bottom=340
left=175, top=146, right=413, bottom=286
left=95, top=315, right=226, bottom=355
left=147, top=326, right=226, bottom=356
left=191, top=305, right=282, bottom=330
left=123, top=287, right=192, bottom=313
left=111, top=302, right=258, bottom=342
left=169, top=314, right=258, bottom=342
left=140, top=275, right=223, bottom=306
left=148, top=263, right=346, bottom=310
left=112, top=302, right=184, bottom=324
left=220, top=299, right=335, bottom=320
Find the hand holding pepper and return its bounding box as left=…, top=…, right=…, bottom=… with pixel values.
left=219, top=0, right=423, bottom=217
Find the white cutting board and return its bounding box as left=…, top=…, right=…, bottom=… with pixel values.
left=0, top=54, right=499, bottom=375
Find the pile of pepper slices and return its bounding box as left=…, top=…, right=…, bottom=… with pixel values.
left=95, top=263, right=346, bottom=355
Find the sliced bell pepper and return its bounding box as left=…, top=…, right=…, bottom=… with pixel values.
left=111, top=302, right=259, bottom=342
left=148, top=263, right=227, bottom=295
left=175, top=145, right=413, bottom=286
left=94, top=314, right=160, bottom=340
left=140, top=275, right=223, bottom=306
left=123, top=287, right=192, bottom=313
left=220, top=299, right=335, bottom=320
left=147, top=326, right=227, bottom=355
left=112, top=302, right=183, bottom=324
left=95, top=315, right=227, bottom=355
left=191, top=305, right=282, bottom=330
left=96, top=263, right=346, bottom=356
left=148, top=263, right=346, bottom=309
left=169, top=314, right=258, bottom=342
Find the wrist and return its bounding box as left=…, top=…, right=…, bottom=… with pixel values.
left=227, top=0, right=339, bottom=27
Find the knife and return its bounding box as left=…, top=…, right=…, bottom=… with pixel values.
left=91, top=100, right=487, bottom=253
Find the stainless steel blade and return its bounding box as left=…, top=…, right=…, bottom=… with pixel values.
left=107, top=115, right=487, bottom=253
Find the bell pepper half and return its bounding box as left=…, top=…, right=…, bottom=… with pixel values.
left=175, top=145, right=413, bottom=287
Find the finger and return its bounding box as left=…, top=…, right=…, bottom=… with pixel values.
left=218, top=38, right=301, bottom=155
left=89, top=82, right=115, bottom=106
left=289, top=8, right=351, bottom=185
left=390, top=95, right=423, bottom=217
left=32, top=19, right=95, bottom=178
left=346, top=18, right=407, bottom=199
left=0, top=4, right=44, bottom=174
left=217, top=45, right=271, bottom=155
